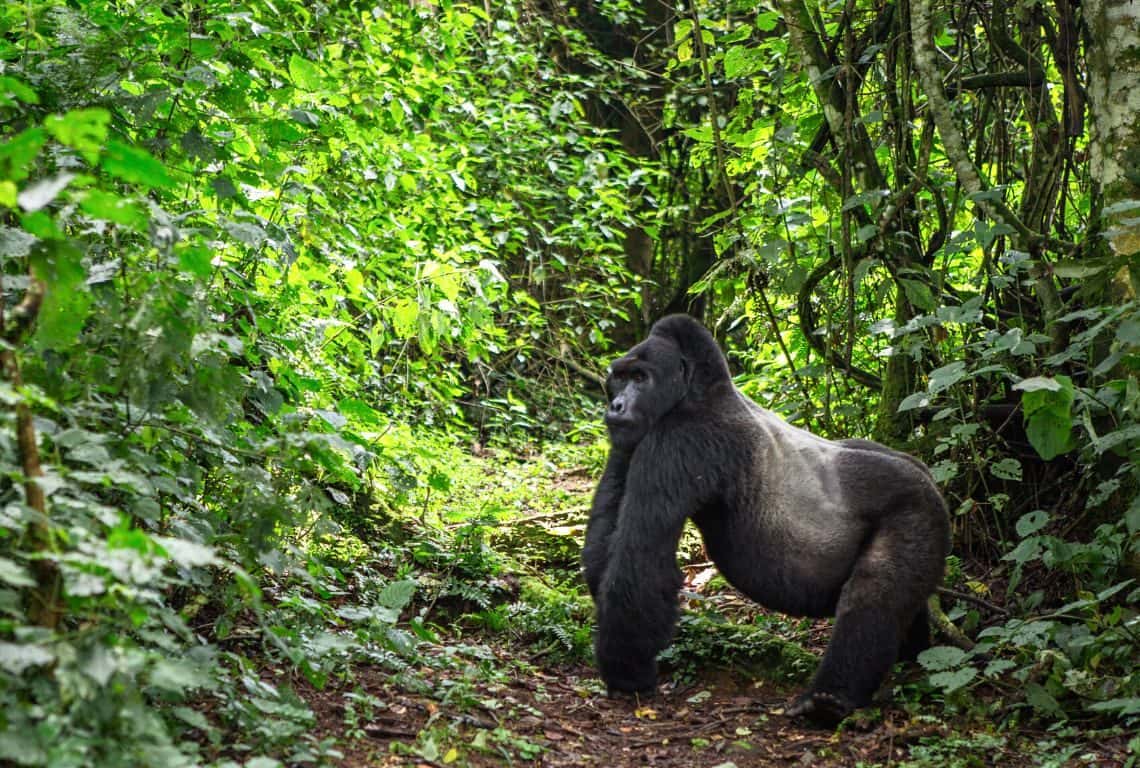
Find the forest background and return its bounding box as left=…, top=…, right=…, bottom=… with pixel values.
left=1, top=0, right=1139, bottom=765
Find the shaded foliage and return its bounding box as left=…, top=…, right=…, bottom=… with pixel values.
left=0, top=0, right=1138, bottom=763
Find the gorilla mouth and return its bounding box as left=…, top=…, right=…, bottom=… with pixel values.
left=604, top=413, right=637, bottom=429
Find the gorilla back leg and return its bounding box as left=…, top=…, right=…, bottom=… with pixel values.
left=792, top=523, right=936, bottom=724
left=898, top=603, right=932, bottom=662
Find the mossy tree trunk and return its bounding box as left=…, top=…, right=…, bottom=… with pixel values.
left=1085, top=0, right=1140, bottom=302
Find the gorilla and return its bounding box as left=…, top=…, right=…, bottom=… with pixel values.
left=582, top=314, right=949, bottom=726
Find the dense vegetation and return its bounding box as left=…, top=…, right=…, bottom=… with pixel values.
left=1, top=0, right=1137, bottom=765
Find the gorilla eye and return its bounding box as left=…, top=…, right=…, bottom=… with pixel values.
left=630, top=371, right=647, bottom=383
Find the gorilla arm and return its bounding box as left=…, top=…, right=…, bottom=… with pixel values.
left=593, top=488, right=687, bottom=693
left=582, top=451, right=629, bottom=599
left=592, top=434, right=715, bottom=694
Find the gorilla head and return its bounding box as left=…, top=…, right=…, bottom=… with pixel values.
left=583, top=314, right=949, bottom=726
left=604, top=316, right=731, bottom=449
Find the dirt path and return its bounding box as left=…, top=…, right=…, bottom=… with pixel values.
left=296, top=641, right=1131, bottom=768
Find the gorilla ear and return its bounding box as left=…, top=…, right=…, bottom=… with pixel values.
left=680, top=353, right=710, bottom=400
left=649, top=314, right=732, bottom=399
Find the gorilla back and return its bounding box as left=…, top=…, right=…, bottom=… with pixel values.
left=582, top=314, right=949, bottom=726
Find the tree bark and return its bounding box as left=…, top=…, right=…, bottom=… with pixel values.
left=1084, top=0, right=1140, bottom=300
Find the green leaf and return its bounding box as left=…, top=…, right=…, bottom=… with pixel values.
left=155, top=536, right=219, bottom=567
left=990, top=458, right=1022, bottom=481
left=173, top=707, right=211, bottom=730
left=247, top=757, right=285, bottom=768
left=288, top=53, right=324, bottom=91
left=101, top=140, right=172, bottom=188
left=79, top=189, right=148, bottom=229
left=1005, top=537, right=1042, bottom=565
left=917, top=645, right=970, bottom=671
left=723, top=46, right=764, bottom=79
left=82, top=644, right=118, bottom=685
left=1126, top=496, right=1140, bottom=535
left=31, top=241, right=91, bottom=349
left=20, top=210, right=63, bottom=239
left=388, top=298, right=419, bottom=339
left=1025, top=410, right=1073, bottom=460
left=1015, top=510, right=1049, bottom=537
left=289, top=108, right=320, bottom=127
left=755, top=11, right=781, bottom=31
left=1012, top=376, right=1061, bottom=393
left=928, top=667, right=978, bottom=693
left=1051, top=260, right=1107, bottom=279
left=897, top=392, right=931, bottom=412
left=927, top=361, right=967, bottom=393
left=0, top=226, right=37, bottom=258
left=1088, top=697, right=1140, bottom=715
left=339, top=397, right=383, bottom=425
left=1116, top=318, right=1140, bottom=346
left=149, top=659, right=203, bottom=693
left=0, top=557, right=35, bottom=587
left=178, top=245, right=213, bottom=278
left=0, top=127, right=46, bottom=183
left=0, top=76, right=39, bottom=105
left=983, top=659, right=1016, bottom=677
left=676, top=38, right=693, bottom=63
left=0, top=642, right=54, bottom=674
left=1020, top=374, right=1074, bottom=417
left=1025, top=683, right=1063, bottom=717
left=224, top=220, right=267, bottom=247
left=378, top=579, right=417, bottom=611
left=44, top=108, right=110, bottom=164
left=900, top=279, right=935, bottom=310
left=1019, top=375, right=1075, bottom=460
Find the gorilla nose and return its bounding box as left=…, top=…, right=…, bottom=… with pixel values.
left=605, top=408, right=634, bottom=427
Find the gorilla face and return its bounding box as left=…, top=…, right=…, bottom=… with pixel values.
left=604, top=335, right=688, bottom=451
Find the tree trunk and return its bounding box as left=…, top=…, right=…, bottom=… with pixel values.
left=1085, top=0, right=1140, bottom=301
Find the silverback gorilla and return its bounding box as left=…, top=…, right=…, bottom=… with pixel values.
left=582, top=315, right=949, bottom=726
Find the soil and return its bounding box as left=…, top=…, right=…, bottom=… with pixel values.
left=296, top=645, right=1132, bottom=768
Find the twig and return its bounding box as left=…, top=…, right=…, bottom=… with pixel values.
left=554, top=342, right=607, bottom=390
left=937, top=586, right=1009, bottom=616
left=363, top=723, right=418, bottom=739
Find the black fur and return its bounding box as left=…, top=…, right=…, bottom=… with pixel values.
left=583, top=315, right=949, bottom=725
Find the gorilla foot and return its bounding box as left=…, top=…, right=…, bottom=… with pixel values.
left=605, top=685, right=656, bottom=700
left=785, top=690, right=854, bottom=728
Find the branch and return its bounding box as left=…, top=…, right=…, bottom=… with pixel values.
left=937, top=586, right=1010, bottom=617
left=795, top=252, right=882, bottom=390
left=0, top=277, right=60, bottom=629
left=929, top=594, right=976, bottom=651
left=948, top=70, right=1046, bottom=95
left=1, top=279, right=44, bottom=343
left=555, top=342, right=606, bottom=390
left=990, top=0, right=1046, bottom=79
left=777, top=0, right=888, bottom=192
left=910, top=0, right=1074, bottom=262
left=797, top=3, right=895, bottom=185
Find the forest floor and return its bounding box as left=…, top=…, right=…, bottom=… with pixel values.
left=294, top=638, right=1133, bottom=768
left=279, top=453, right=1134, bottom=767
